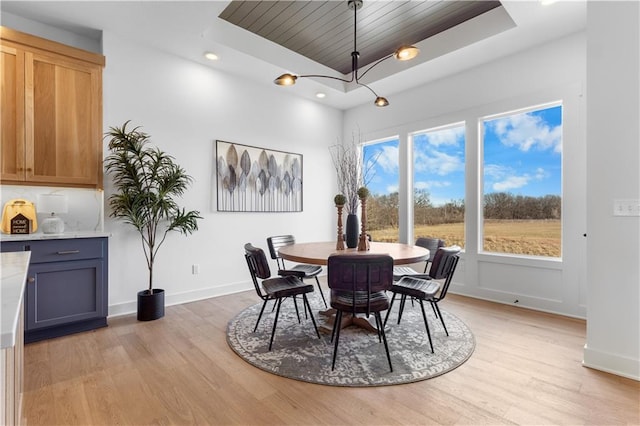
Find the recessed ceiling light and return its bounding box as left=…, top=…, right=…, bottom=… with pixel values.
left=316, top=92, right=326, bottom=99
left=204, top=52, right=219, bottom=61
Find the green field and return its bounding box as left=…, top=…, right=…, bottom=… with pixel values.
left=369, top=219, right=561, bottom=258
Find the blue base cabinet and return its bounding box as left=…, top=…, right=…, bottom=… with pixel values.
left=1, top=237, right=108, bottom=343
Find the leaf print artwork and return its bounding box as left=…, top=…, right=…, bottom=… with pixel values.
left=216, top=140, right=303, bottom=212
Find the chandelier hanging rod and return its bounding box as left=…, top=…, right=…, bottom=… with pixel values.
left=274, top=0, right=419, bottom=107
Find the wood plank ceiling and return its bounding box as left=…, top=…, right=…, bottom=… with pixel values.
left=220, top=1, right=502, bottom=75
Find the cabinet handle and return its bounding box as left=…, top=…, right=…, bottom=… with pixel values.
left=27, top=277, right=35, bottom=283
left=56, top=250, right=80, bottom=255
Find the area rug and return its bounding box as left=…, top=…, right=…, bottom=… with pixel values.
left=226, top=299, right=475, bottom=387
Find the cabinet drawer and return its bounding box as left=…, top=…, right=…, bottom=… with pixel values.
left=26, top=238, right=105, bottom=263
left=0, top=241, right=26, bottom=253
left=26, top=258, right=106, bottom=330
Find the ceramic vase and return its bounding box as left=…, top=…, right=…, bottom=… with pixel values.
left=345, top=213, right=359, bottom=248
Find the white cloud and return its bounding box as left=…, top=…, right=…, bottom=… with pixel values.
left=414, top=181, right=430, bottom=190
left=493, top=175, right=530, bottom=191
left=414, top=180, right=451, bottom=190
left=386, top=184, right=399, bottom=193
left=369, top=144, right=398, bottom=174
left=534, top=167, right=547, bottom=180
left=424, top=127, right=464, bottom=147
left=484, top=164, right=509, bottom=179
left=489, top=111, right=562, bottom=153
left=414, top=149, right=464, bottom=176
left=485, top=164, right=549, bottom=192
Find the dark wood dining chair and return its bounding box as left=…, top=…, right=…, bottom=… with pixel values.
left=327, top=254, right=394, bottom=372
left=244, top=243, right=321, bottom=351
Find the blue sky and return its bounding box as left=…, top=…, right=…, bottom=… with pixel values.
left=362, top=104, right=562, bottom=206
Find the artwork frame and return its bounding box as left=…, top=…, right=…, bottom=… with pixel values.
left=216, top=140, right=303, bottom=212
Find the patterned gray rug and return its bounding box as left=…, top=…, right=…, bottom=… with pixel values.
left=226, top=299, right=475, bottom=387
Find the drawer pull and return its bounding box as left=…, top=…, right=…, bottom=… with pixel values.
left=56, top=250, right=80, bottom=255
left=27, top=277, right=35, bottom=283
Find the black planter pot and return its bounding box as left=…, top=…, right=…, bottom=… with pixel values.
left=137, top=288, right=165, bottom=321
left=345, top=213, right=359, bottom=248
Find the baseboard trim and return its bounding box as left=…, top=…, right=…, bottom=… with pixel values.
left=583, top=344, right=640, bottom=381
left=108, top=281, right=254, bottom=318
left=448, top=285, right=586, bottom=320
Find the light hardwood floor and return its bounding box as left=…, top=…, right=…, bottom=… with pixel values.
left=23, top=287, right=639, bottom=425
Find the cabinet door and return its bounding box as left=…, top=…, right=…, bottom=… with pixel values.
left=24, top=51, right=102, bottom=187
left=25, top=258, right=105, bottom=330
left=0, top=43, right=25, bottom=181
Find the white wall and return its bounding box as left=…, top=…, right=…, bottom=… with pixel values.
left=584, top=1, right=640, bottom=380
left=344, top=32, right=588, bottom=318
left=101, top=31, right=342, bottom=315
left=4, top=5, right=638, bottom=380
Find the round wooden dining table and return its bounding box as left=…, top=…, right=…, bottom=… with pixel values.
left=278, top=241, right=430, bottom=333
left=278, top=241, right=429, bottom=265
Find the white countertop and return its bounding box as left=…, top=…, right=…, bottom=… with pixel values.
left=1, top=251, right=30, bottom=348
left=1, top=230, right=110, bottom=242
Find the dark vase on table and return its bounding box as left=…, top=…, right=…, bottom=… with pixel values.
left=345, top=213, right=359, bottom=248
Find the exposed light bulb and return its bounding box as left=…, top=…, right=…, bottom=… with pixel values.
left=394, top=45, right=419, bottom=61
left=274, top=73, right=297, bottom=86
left=374, top=97, right=389, bottom=107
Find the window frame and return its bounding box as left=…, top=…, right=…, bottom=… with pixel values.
left=409, top=121, right=467, bottom=249
left=478, top=100, right=564, bottom=260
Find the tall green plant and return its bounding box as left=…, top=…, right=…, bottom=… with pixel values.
left=104, top=121, right=202, bottom=292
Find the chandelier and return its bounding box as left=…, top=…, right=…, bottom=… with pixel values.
left=274, top=0, right=419, bottom=107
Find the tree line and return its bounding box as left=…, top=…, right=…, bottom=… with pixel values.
left=366, top=190, right=561, bottom=231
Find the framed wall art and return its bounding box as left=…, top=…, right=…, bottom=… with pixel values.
left=216, top=140, right=303, bottom=212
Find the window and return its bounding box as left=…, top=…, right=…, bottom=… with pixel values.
left=481, top=104, right=562, bottom=258
left=362, top=138, right=400, bottom=242
left=412, top=124, right=466, bottom=248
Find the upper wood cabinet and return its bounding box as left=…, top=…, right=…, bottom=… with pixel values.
left=0, top=27, right=105, bottom=189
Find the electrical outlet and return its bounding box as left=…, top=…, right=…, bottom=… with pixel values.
left=192, top=264, right=200, bottom=275
left=613, top=199, right=640, bottom=217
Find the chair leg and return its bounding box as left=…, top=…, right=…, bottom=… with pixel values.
left=384, top=292, right=398, bottom=327
left=315, top=277, right=328, bottom=308
left=300, top=295, right=309, bottom=320
left=418, top=299, right=434, bottom=353
left=302, top=294, right=321, bottom=339
left=374, top=313, right=382, bottom=343
left=254, top=299, right=269, bottom=332
left=292, top=296, right=301, bottom=323
left=432, top=301, right=449, bottom=336
left=397, top=294, right=408, bottom=324
left=430, top=301, right=438, bottom=318
left=376, top=312, right=393, bottom=372
left=330, top=311, right=338, bottom=343
left=331, top=310, right=343, bottom=370
left=268, top=298, right=283, bottom=351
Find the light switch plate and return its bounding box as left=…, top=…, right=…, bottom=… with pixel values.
left=613, top=199, right=640, bottom=216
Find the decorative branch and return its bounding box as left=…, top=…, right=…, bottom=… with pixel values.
left=329, top=129, right=379, bottom=215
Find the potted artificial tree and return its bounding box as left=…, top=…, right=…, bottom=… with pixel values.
left=104, top=121, right=202, bottom=321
